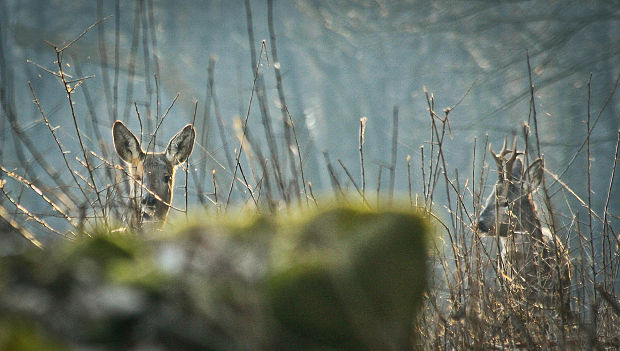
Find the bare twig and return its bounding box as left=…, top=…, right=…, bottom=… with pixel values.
left=185, top=100, right=199, bottom=218
left=407, top=155, right=413, bottom=207
left=586, top=74, right=596, bottom=301
left=323, top=150, right=344, bottom=200
left=359, top=116, right=368, bottom=202
left=603, top=131, right=619, bottom=283
left=268, top=0, right=301, bottom=206
left=121, top=1, right=141, bottom=122
left=55, top=50, right=107, bottom=226
left=1, top=183, right=72, bottom=240
left=338, top=159, right=368, bottom=207
left=3, top=83, right=80, bottom=207
left=212, top=169, right=219, bottom=213
left=0, top=165, right=77, bottom=229
left=284, top=105, right=309, bottom=207
left=388, top=106, right=398, bottom=205
left=56, top=15, right=112, bottom=52
left=225, top=40, right=268, bottom=210
left=307, top=181, right=318, bottom=208
left=0, top=202, right=44, bottom=249
left=244, top=0, right=285, bottom=204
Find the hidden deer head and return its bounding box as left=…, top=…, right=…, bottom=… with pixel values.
left=113, top=120, right=195, bottom=225
left=477, top=136, right=544, bottom=237
left=477, top=137, right=571, bottom=314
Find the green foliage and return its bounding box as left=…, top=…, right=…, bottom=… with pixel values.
left=0, top=318, right=67, bottom=351
left=0, top=205, right=429, bottom=350
left=269, top=207, right=428, bottom=350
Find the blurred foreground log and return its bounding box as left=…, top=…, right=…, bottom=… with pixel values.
left=0, top=205, right=429, bottom=350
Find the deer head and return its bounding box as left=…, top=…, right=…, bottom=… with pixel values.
left=113, top=120, right=195, bottom=225
left=477, top=137, right=544, bottom=237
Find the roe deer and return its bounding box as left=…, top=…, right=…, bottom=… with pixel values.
left=113, top=120, right=195, bottom=226
left=477, top=137, right=570, bottom=316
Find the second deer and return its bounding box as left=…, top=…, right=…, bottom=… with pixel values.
left=477, top=137, right=570, bottom=317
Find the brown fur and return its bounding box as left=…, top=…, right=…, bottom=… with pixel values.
left=113, top=120, right=195, bottom=227
left=478, top=147, right=570, bottom=319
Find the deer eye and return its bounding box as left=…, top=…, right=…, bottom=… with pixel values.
left=163, top=175, right=171, bottom=183
left=501, top=201, right=509, bottom=207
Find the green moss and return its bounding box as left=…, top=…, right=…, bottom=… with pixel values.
left=267, top=207, right=428, bottom=350
left=58, top=234, right=141, bottom=263
left=0, top=204, right=429, bottom=350
left=0, top=318, right=67, bottom=351
left=267, top=263, right=360, bottom=349
left=106, top=257, right=169, bottom=291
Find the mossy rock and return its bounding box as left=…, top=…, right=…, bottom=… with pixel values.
left=0, top=205, right=429, bottom=350
left=267, top=207, right=428, bottom=350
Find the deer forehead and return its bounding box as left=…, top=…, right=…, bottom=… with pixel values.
left=130, top=153, right=174, bottom=177
left=494, top=178, right=523, bottom=197
left=487, top=183, right=508, bottom=201
left=129, top=158, right=145, bottom=176
left=143, top=153, right=174, bottom=175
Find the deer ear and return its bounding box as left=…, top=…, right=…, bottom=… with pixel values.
left=525, top=158, right=544, bottom=192
left=166, top=124, right=196, bottom=166
left=113, top=120, right=143, bottom=163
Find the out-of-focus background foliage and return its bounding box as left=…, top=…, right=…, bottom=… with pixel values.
left=1, top=0, right=618, bottom=240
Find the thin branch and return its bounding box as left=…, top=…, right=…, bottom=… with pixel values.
left=0, top=165, right=77, bottom=229
left=1, top=184, right=71, bottom=240
left=0, top=202, right=44, bottom=249
left=225, top=40, right=268, bottom=209
left=55, top=50, right=107, bottom=226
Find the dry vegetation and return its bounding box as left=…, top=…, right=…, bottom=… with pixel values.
left=1, top=6, right=619, bottom=350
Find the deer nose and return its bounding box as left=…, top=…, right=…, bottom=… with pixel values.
left=142, top=194, right=157, bottom=206
left=477, top=221, right=488, bottom=232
